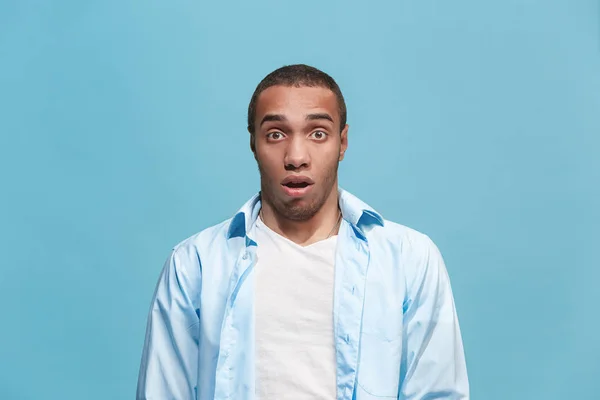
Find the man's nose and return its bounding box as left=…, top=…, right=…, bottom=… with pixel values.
left=284, top=136, right=310, bottom=170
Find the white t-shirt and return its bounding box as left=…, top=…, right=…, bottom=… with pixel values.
left=254, top=216, right=338, bottom=399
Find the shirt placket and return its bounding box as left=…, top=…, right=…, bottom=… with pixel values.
left=215, top=240, right=257, bottom=400
left=334, top=221, right=370, bottom=400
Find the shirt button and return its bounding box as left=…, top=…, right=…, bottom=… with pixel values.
left=355, top=242, right=361, bottom=251
left=242, top=252, right=248, bottom=260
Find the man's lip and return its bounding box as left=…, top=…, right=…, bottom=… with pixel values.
left=281, top=175, right=315, bottom=185
left=282, top=184, right=313, bottom=198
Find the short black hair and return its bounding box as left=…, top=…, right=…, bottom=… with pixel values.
left=247, top=64, right=347, bottom=135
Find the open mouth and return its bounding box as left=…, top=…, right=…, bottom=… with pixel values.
left=283, top=182, right=311, bottom=189
left=281, top=176, right=314, bottom=197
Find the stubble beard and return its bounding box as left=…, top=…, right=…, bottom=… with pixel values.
left=257, top=161, right=339, bottom=222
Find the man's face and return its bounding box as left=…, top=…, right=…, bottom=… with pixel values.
left=252, top=85, right=348, bottom=221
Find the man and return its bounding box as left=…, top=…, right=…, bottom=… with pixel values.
left=137, top=64, right=469, bottom=400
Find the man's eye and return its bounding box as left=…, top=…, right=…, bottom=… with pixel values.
left=267, top=132, right=284, bottom=140
left=311, top=130, right=328, bottom=140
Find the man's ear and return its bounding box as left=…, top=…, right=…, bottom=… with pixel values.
left=339, top=124, right=349, bottom=161
left=249, top=128, right=256, bottom=154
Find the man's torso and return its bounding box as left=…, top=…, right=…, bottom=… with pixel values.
left=254, top=216, right=338, bottom=399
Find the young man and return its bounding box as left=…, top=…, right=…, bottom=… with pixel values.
left=137, top=64, right=469, bottom=400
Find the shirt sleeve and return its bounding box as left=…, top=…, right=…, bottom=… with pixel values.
left=136, top=248, right=201, bottom=400
left=399, top=235, right=469, bottom=399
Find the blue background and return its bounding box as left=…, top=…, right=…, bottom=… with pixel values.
left=1, top=1, right=599, bottom=399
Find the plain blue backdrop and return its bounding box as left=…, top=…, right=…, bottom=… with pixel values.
left=1, top=1, right=599, bottom=399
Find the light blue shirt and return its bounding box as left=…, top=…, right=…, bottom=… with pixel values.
left=137, top=188, right=469, bottom=400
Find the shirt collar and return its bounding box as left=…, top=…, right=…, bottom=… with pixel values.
left=226, top=187, right=384, bottom=241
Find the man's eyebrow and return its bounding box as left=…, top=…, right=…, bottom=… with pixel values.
left=260, top=114, right=288, bottom=126
left=306, top=113, right=334, bottom=123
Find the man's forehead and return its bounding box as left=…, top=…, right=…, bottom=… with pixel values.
left=258, top=85, right=336, bottom=106
left=255, top=85, right=339, bottom=117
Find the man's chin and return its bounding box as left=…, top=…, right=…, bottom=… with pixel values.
left=272, top=198, right=311, bottom=220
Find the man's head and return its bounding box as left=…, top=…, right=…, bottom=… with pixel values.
left=248, top=64, right=349, bottom=221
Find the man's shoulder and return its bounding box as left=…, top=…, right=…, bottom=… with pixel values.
left=170, top=217, right=235, bottom=255
left=378, top=219, right=433, bottom=244
left=373, top=219, right=440, bottom=258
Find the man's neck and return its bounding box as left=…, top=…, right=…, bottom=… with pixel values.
left=259, top=188, right=341, bottom=247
